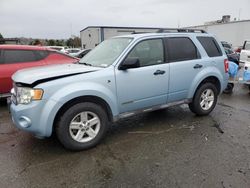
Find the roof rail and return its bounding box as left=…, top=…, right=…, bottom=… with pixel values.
left=157, top=28, right=207, bottom=33
left=131, top=31, right=150, bottom=34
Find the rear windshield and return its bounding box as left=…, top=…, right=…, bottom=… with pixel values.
left=197, top=37, right=222, bottom=57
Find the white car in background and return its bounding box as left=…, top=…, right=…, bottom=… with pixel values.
left=240, top=40, right=250, bottom=67
left=71, top=49, right=91, bottom=58
left=46, top=46, right=69, bottom=53
left=65, top=48, right=81, bottom=56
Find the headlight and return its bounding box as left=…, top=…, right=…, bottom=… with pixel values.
left=16, top=87, right=43, bottom=104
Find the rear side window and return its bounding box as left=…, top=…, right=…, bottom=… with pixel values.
left=197, top=37, right=222, bottom=57
left=165, top=37, right=199, bottom=62
left=3, top=50, right=37, bottom=64
left=34, top=50, right=49, bottom=61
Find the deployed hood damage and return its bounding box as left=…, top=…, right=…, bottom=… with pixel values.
left=12, top=63, right=102, bottom=87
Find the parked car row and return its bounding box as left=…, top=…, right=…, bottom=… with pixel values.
left=221, top=40, right=250, bottom=66
left=221, top=39, right=250, bottom=68
left=46, top=46, right=69, bottom=53
left=46, top=46, right=91, bottom=58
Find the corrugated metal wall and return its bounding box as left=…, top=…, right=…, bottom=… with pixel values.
left=192, top=21, right=250, bottom=47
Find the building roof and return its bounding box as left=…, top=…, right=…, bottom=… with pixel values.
left=80, top=26, right=162, bottom=32
left=188, top=19, right=250, bottom=28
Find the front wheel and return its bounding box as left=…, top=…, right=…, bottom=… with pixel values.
left=189, top=83, right=218, bottom=116
left=56, top=102, right=109, bottom=151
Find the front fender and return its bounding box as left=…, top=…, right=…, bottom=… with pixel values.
left=40, top=82, right=118, bottom=136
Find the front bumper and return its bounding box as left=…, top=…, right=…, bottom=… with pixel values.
left=10, top=99, right=59, bottom=138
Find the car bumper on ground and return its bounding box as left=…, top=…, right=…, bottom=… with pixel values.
left=10, top=99, right=54, bottom=138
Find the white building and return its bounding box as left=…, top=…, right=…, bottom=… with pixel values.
left=80, top=26, right=161, bottom=49
left=190, top=19, right=250, bottom=47
left=80, top=18, right=250, bottom=49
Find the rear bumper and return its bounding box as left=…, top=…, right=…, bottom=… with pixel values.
left=221, top=73, right=229, bottom=93
left=0, top=93, right=11, bottom=98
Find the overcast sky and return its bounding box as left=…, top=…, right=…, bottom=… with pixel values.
left=1, top=0, right=250, bottom=39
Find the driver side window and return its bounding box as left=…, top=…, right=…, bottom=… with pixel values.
left=127, top=39, right=164, bottom=67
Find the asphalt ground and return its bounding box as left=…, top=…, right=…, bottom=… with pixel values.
left=0, top=84, right=250, bottom=188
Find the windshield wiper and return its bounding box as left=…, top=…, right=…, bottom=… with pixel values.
left=79, top=62, right=92, bottom=66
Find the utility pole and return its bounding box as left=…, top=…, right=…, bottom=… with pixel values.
left=70, top=23, right=73, bottom=37
left=178, top=19, right=180, bottom=28
left=238, top=8, right=242, bottom=21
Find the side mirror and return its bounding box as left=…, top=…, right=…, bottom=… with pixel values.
left=119, top=58, right=140, bottom=70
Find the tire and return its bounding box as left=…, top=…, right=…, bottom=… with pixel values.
left=223, top=83, right=234, bottom=94
left=189, top=82, right=218, bottom=116
left=56, top=102, right=109, bottom=151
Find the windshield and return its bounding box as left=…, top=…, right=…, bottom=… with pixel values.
left=79, top=38, right=133, bottom=67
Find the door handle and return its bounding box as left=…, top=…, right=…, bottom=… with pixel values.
left=193, top=64, right=203, bottom=69
left=154, top=70, right=165, bottom=75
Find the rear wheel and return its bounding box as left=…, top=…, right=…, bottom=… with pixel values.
left=223, top=83, right=234, bottom=94
left=56, top=102, right=109, bottom=151
left=189, top=83, right=218, bottom=116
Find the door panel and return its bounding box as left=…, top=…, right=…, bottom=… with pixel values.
left=115, top=38, right=169, bottom=113
left=164, top=37, right=204, bottom=103
left=115, top=64, right=169, bottom=113
left=168, top=59, right=205, bottom=102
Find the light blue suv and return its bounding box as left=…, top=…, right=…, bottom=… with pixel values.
left=9, top=29, right=229, bottom=150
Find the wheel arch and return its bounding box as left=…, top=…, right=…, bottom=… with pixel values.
left=189, top=75, right=221, bottom=100
left=197, top=76, right=221, bottom=94
left=53, top=95, right=113, bottom=133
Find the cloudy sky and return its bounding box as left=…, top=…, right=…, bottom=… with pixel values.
left=1, top=0, right=250, bottom=39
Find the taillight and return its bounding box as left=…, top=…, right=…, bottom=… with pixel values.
left=224, top=59, right=229, bottom=73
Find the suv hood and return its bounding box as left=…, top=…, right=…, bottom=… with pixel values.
left=12, top=63, right=102, bottom=85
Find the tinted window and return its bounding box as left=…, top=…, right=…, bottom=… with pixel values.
left=3, top=50, right=37, bottom=64
left=0, top=50, right=3, bottom=64
left=34, top=50, right=49, bottom=61
left=127, top=39, right=164, bottom=67
left=197, top=37, right=222, bottom=57
left=165, top=37, right=199, bottom=62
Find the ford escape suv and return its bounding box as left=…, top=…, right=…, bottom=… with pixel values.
left=9, top=29, right=229, bottom=150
